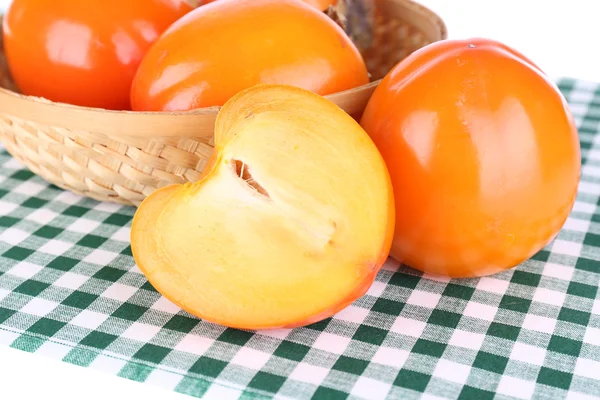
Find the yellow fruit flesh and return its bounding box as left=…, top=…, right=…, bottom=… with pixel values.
left=131, top=84, right=393, bottom=329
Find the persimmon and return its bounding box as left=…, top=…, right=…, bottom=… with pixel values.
left=130, top=0, right=369, bottom=111
left=302, top=0, right=337, bottom=10
left=130, top=84, right=394, bottom=330
left=2, top=0, right=193, bottom=110
left=360, top=38, right=581, bottom=278
left=198, top=0, right=336, bottom=11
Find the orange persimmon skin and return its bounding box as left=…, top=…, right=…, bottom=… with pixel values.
left=2, top=0, right=193, bottom=110
left=199, top=0, right=336, bottom=10
left=130, top=0, right=369, bottom=111
left=360, top=38, right=581, bottom=278
left=300, top=0, right=337, bottom=10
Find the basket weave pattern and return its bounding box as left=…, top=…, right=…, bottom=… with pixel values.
left=0, top=0, right=446, bottom=207
left=0, top=114, right=213, bottom=204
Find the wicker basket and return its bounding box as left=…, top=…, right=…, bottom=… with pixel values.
left=0, top=0, right=446, bottom=207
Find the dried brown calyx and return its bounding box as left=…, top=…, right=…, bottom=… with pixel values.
left=326, top=0, right=377, bottom=56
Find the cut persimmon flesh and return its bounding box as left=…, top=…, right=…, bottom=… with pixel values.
left=130, top=84, right=394, bottom=330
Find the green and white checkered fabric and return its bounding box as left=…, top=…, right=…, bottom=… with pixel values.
left=0, top=77, right=599, bottom=400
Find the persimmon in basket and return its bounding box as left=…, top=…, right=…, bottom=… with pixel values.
left=130, top=0, right=370, bottom=111
left=199, top=0, right=337, bottom=10
left=302, top=0, right=338, bottom=10
left=2, top=0, right=193, bottom=110
left=360, top=38, right=581, bottom=278
left=130, top=84, right=394, bottom=330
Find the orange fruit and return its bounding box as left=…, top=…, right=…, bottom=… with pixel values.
left=131, top=84, right=394, bottom=329
left=2, top=0, right=193, bottom=110
left=360, top=38, right=581, bottom=278
left=130, top=0, right=369, bottom=111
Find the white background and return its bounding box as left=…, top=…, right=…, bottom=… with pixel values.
left=418, top=0, right=600, bottom=83
left=0, top=1, right=598, bottom=399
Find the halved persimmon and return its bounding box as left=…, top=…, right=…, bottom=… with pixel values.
left=131, top=84, right=394, bottom=329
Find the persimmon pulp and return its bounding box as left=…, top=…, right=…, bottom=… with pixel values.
left=131, top=84, right=394, bottom=330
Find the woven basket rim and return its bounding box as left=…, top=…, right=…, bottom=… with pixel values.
left=0, top=0, right=447, bottom=138
left=0, top=79, right=384, bottom=139
left=0, top=79, right=382, bottom=117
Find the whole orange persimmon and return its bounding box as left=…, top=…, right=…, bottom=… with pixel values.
left=199, top=0, right=336, bottom=11
left=130, top=0, right=369, bottom=111
left=2, top=0, right=193, bottom=110
left=360, top=38, right=581, bottom=278
left=299, top=0, right=337, bottom=10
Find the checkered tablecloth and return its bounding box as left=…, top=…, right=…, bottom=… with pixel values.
left=0, top=77, right=599, bottom=400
